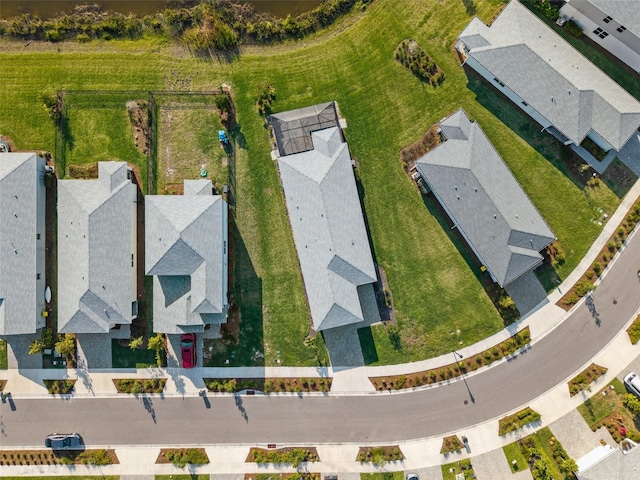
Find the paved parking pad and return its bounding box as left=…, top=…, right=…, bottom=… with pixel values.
left=471, top=448, right=533, bottom=480
left=548, top=408, right=616, bottom=462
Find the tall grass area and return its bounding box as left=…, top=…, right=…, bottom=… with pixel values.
left=0, top=0, right=633, bottom=365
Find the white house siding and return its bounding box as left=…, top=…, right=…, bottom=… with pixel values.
left=462, top=54, right=555, bottom=133
left=560, top=3, right=640, bottom=73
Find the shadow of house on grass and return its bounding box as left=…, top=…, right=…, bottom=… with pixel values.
left=204, top=217, right=264, bottom=367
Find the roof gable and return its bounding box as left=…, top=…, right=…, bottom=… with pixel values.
left=459, top=0, right=640, bottom=150
left=416, top=109, right=555, bottom=287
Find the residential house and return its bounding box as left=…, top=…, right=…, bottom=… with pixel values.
left=415, top=109, right=555, bottom=289
left=560, top=0, right=640, bottom=73
left=57, top=161, right=137, bottom=334
left=145, top=179, right=228, bottom=334
left=576, top=440, right=640, bottom=480
left=0, top=153, right=47, bottom=336
left=270, top=103, right=377, bottom=332
left=457, top=0, right=640, bottom=154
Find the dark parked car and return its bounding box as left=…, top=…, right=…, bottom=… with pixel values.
left=45, top=433, right=82, bottom=450
left=181, top=333, right=196, bottom=369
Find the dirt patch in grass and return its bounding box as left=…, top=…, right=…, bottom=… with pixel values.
left=568, top=363, right=608, bottom=397
left=156, top=448, right=209, bottom=465
left=400, top=124, right=441, bottom=172
left=126, top=100, right=149, bottom=157
left=43, top=379, right=76, bottom=394
left=356, top=446, right=404, bottom=463
left=602, top=158, right=637, bottom=198
left=113, top=378, right=166, bottom=394
left=370, top=327, right=530, bottom=390
left=204, top=377, right=331, bottom=393
left=558, top=197, right=640, bottom=310
left=441, top=435, right=464, bottom=455
left=0, top=449, right=118, bottom=466
left=498, top=407, right=541, bottom=436
left=246, top=447, right=319, bottom=465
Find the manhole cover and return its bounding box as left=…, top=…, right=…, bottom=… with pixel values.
left=613, top=299, right=618, bottom=305
left=464, top=400, right=469, bottom=405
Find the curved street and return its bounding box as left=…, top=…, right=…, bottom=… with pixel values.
left=2, top=227, right=639, bottom=449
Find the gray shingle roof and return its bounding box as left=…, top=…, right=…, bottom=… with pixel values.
left=57, top=162, right=137, bottom=334
left=269, top=102, right=341, bottom=157
left=277, top=126, right=376, bottom=331
left=0, top=153, right=46, bottom=335
left=578, top=444, right=640, bottom=480
left=587, top=0, right=640, bottom=38
left=145, top=180, right=228, bottom=334
left=416, top=109, right=555, bottom=287
left=458, top=0, right=640, bottom=151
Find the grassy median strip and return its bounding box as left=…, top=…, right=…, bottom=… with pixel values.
left=204, top=377, right=331, bottom=393
left=43, top=379, right=75, bottom=394
left=567, top=363, right=607, bottom=397
left=113, top=378, right=166, bottom=394
left=356, top=446, right=404, bottom=464
left=247, top=447, right=319, bottom=467
left=498, top=407, right=541, bottom=436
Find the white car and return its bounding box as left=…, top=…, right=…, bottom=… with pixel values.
left=406, top=475, right=419, bottom=480
left=624, top=372, right=640, bottom=399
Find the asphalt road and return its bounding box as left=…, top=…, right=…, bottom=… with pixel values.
left=2, top=232, right=640, bottom=448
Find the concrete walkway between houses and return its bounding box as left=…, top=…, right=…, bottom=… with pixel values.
left=1, top=181, right=640, bottom=478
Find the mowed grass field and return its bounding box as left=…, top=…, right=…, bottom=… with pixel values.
left=0, top=0, right=635, bottom=365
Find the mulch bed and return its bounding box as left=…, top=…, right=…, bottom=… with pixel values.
left=356, top=445, right=404, bottom=462
left=156, top=448, right=208, bottom=464
left=245, top=447, right=319, bottom=463
left=568, top=363, right=608, bottom=396
left=204, top=377, right=331, bottom=393
left=441, top=435, right=464, bottom=454
left=0, top=449, right=118, bottom=466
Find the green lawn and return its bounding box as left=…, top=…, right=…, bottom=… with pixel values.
left=0, top=339, right=7, bottom=370
left=578, top=378, right=625, bottom=427
left=503, top=441, right=529, bottom=474
left=111, top=339, right=157, bottom=369
left=0, top=0, right=634, bottom=365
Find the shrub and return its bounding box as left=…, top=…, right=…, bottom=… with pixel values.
left=214, top=93, right=230, bottom=112
left=575, top=280, right=595, bottom=297
left=623, top=393, right=640, bottom=416
left=565, top=19, right=582, bottom=37
left=593, top=262, right=602, bottom=276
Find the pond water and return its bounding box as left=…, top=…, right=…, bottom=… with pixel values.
left=0, top=0, right=322, bottom=20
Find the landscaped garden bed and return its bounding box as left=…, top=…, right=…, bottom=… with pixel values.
left=156, top=448, right=209, bottom=467
left=395, top=39, right=445, bottom=86
left=0, top=339, right=7, bottom=370
left=0, top=449, right=117, bottom=466
left=498, top=407, right=541, bottom=436
left=113, top=378, right=166, bottom=394
left=626, top=314, right=640, bottom=344
left=568, top=363, right=607, bottom=396
left=578, top=378, right=640, bottom=442
left=557, top=175, right=640, bottom=310
left=0, top=380, right=6, bottom=391
left=442, top=458, right=475, bottom=480
left=356, top=446, right=404, bottom=464
left=246, top=447, right=319, bottom=467
left=242, top=475, right=320, bottom=480
left=44, top=379, right=76, bottom=394
left=505, top=427, right=577, bottom=480
left=204, top=377, right=331, bottom=393
left=440, top=435, right=465, bottom=455
left=370, top=328, right=531, bottom=390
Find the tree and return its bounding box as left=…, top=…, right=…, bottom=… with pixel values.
left=147, top=333, right=166, bottom=367
left=55, top=334, right=76, bottom=358
left=128, top=336, right=143, bottom=350
left=28, top=338, right=45, bottom=355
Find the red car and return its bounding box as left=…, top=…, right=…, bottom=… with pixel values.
left=180, top=334, right=196, bottom=368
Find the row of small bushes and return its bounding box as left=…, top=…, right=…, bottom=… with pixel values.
left=0, top=0, right=374, bottom=50
left=568, top=363, right=607, bottom=396
left=204, top=376, right=332, bottom=393
left=44, top=379, right=75, bottom=394
left=158, top=448, right=209, bottom=468
left=356, top=446, right=404, bottom=464
left=113, top=378, right=166, bottom=394
left=394, top=39, right=445, bottom=86
left=370, top=328, right=531, bottom=390
left=626, top=314, right=640, bottom=345
left=249, top=448, right=318, bottom=467
left=0, top=449, right=114, bottom=466
left=498, top=407, right=541, bottom=436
